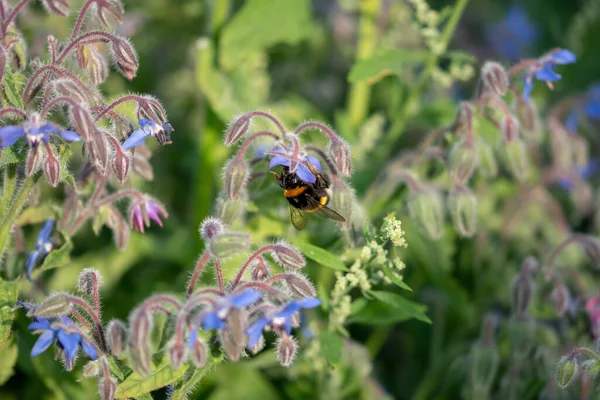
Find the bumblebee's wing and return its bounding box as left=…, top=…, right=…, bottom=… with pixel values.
left=305, top=197, right=346, bottom=222
left=289, top=204, right=308, bottom=230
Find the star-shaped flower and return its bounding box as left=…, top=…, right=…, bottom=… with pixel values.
left=268, top=145, right=323, bottom=184
left=0, top=113, right=80, bottom=149
left=523, top=49, right=576, bottom=103
left=122, top=119, right=174, bottom=150
left=26, top=219, right=55, bottom=281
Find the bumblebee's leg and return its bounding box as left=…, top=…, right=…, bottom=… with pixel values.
left=270, top=170, right=285, bottom=188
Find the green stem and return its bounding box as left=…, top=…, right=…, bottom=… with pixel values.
left=381, top=0, right=469, bottom=155
left=1, top=164, right=17, bottom=219
left=211, top=0, right=231, bottom=32
left=0, top=173, right=40, bottom=255
left=346, top=0, right=382, bottom=132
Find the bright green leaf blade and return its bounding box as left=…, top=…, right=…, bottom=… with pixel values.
left=0, top=278, right=19, bottom=352
left=220, top=0, right=312, bottom=69
left=319, top=330, right=343, bottom=366
left=348, top=49, right=428, bottom=84
left=3, top=64, right=24, bottom=108
left=349, top=291, right=431, bottom=325
left=381, top=263, right=412, bottom=291
left=0, top=338, right=18, bottom=385
left=40, top=237, right=72, bottom=271
left=0, top=145, right=27, bottom=168
left=294, top=242, right=347, bottom=271
left=169, top=356, right=224, bottom=400
left=16, top=205, right=59, bottom=226
left=115, top=356, right=188, bottom=398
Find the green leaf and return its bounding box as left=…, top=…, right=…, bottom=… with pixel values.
left=92, top=205, right=112, bottom=235
left=57, top=145, right=76, bottom=189
left=348, top=49, right=428, bottom=84
left=0, top=338, right=18, bottom=385
left=0, top=145, right=27, bottom=168
left=16, top=205, right=59, bottom=226
left=0, top=278, right=19, bottom=352
left=319, top=330, right=343, bottom=366
left=115, top=355, right=188, bottom=398
left=169, top=356, right=224, bottom=400
left=349, top=291, right=430, bottom=325
left=381, top=263, right=412, bottom=291
left=40, top=236, right=72, bottom=271
left=3, top=64, right=24, bottom=108
left=220, top=0, right=312, bottom=69
left=294, top=242, right=347, bottom=271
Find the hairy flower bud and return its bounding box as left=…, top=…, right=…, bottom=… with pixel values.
left=452, top=102, right=473, bottom=134
left=511, top=270, right=534, bottom=319
left=69, top=105, right=95, bottom=142
left=582, top=236, right=600, bottom=267
left=217, top=197, right=246, bottom=226
left=191, top=336, right=208, bottom=367
left=516, top=99, right=540, bottom=140
left=276, top=335, right=298, bottom=367
left=209, top=231, right=251, bottom=259
left=32, top=293, right=71, bottom=317
left=98, top=374, right=117, bottom=400
left=110, top=37, right=138, bottom=80
left=501, top=115, right=520, bottom=143
left=582, top=359, right=600, bottom=377
left=408, top=185, right=445, bottom=239
left=89, top=132, right=111, bottom=175
left=168, top=339, right=187, bottom=370
left=43, top=147, right=60, bottom=187
left=552, top=282, right=570, bottom=317
left=448, top=188, right=478, bottom=237
left=54, top=79, right=88, bottom=103
left=328, top=138, right=352, bottom=176
left=129, top=309, right=152, bottom=376
left=27, top=148, right=41, bottom=176
left=556, top=356, right=578, bottom=389
left=449, top=140, right=479, bottom=185
left=199, top=217, right=224, bottom=241
left=330, top=176, right=355, bottom=231
left=224, top=157, right=249, bottom=200
left=87, top=45, right=109, bottom=85
left=481, top=62, right=509, bottom=96
left=41, top=0, right=70, bottom=16
left=107, top=320, right=128, bottom=357
left=271, top=243, right=305, bottom=269
left=470, top=342, right=499, bottom=393
left=83, top=360, right=100, bottom=378
left=502, top=138, right=528, bottom=181
left=220, top=308, right=247, bottom=361
left=112, top=147, right=131, bottom=183
left=224, top=114, right=251, bottom=146
left=77, top=268, right=101, bottom=296
left=285, top=273, right=317, bottom=297
left=477, top=139, right=498, bottom=178
left=251, top=257, right=271, bottom=281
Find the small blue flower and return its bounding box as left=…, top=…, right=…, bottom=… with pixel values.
left=584, top=84, right=600, bottom=120
left=485, top=5, right=539, bottom=62
left=0, top=113, right=80, bottom=149
left=26, top=219, right=55, bottom=281
left=201, top=289, right=261, bottom=330
left=565, top=110, right=579, bottom=135
left=268, top=145, right=323, bottom=184
left=17, top=301, right=98, bottom=363
left=523, top=49, right=576, bottom=103
left=557, top=159, right=599, bottom=190
left=122, top=119, right=174, bottom=150
left=246, top=297, right=321, bottom=349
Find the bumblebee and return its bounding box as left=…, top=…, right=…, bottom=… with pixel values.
left=272, top=164, right=345, bottom=230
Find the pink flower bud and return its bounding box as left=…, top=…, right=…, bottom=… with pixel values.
left=219, top=308, right=248, bottom=361
left=77, top=268, right=101, bottom=296
left=285, top=272, right=316, bottom=297
left=452, top=102, right=473, bottom=134
left=43, top=147, right=61, bottom=186
left=328, top=138, right=352, bottom=176
left=276, top=335, right=297, bottom=367
left=168, top=339, right=188, bottom=370
left=98, top=374, right=117, bottom=400
left=54, top=79, right=88, bottom=104
left=251, top=257, right=271, bottom=281
left=112, top=147, right=131, bottom=183
left=271, top=242, right=305, bottom=269
left=89, top=132, right=111, bottom=175
left=27, top=148, right=41, bottom=176
left=69, top=105, right=95, bottom=142
left=224, top=114, right=251, bottom=146
left=552, top=282, right=570, bottom=317
left=199, top=217, right=224, bottom=241
left=41, top=0, right=70, bottom=16
left=481, top=62, right=509, bottom=96
left=129, top=308, right=152, bottom=375
left=191, top=337, right=207, bottom=367
left=87, top=45, right=109, bottom=85
left=110, top=37, right=138, bottom=80
left=107, top=319, right=128, bottom=357
left=224, top=157, right=249, bottom=200
left=511, top=266, right=535, bottom=319
left=501, top=115, right=520, bottom=143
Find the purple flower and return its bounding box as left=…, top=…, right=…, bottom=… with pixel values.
left=485, top=5, right=539, bottom=62
left=129, top=201, right=168, bottom=233
left=0, top=113, right=80, bottom=149
left=122, top=119, right=174, bottom=150
left=246, top=297, right=321, bottom=349
left=523, top=49, right=576, bottom=103
left=17, top=301, right=98, bottom=363
left=557, top=159, right=599, bottom=190
left=584, top=84, right=600, bottom=120
left=26, top=219, right=55, bottom=281
left=268, top=145, right=323, bottom=184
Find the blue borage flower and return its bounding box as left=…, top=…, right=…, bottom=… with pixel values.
left=523, top=49, right=576, bottom=103
left=16, top=301, right=98, bottom=363
left=485, top=5, right=539, bottom=62
left=246, top=297, right=321, bottom=349
left=557, top=159, right=599, bottom=190
left=268, top=145, right=323, bottom=184
left=122, top=118, right=174, bottom=150
left=26, top=219, right=55, bottom=281
left=0, top=113, right=80, bottom=149
left=188, top=289, right=262, bottom=348
left=565, top=84, right=600, bottom=135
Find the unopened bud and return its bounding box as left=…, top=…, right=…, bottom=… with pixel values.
left=77, top=268, right=101, bottom=296
left=551, top=283, right=570, bottom=317
left=224, top=157, right=249, bottom=200
left=251, top=257, right=271, bottom=281
left=27, top=148, right=41, bottom=176
left=54, top=79, right=87, bottom=103
left=582, top=359, right=600, bottom=377
left=449, top=140, right=479, bottom=185
left=224, top=114, right=251, bottom=146
left=328, top=138, right=352, bottom=176
left=219, top=308, right=247, bottom=361
left=209, top=231, right=251, bottom=259
left=217, top=197, right=246, bottom=226
left=129, top=309, right=152, bottom=375
left=550, top=126, right=573, bottom=170
left=89, top=132, right=111, bottom=175
left=112, top=148, right=131, bottom=183
left=276, top=335, right=298, bottom=367
left=191, top=337, right=208, bottom=367
left=330, top=176, right=355, bottom=231
left=199, top=217, right=224, bottom=241
left=168, top=339, right=187, bottom=370
left=107, top=319, right=128, bottom=356
left=82, top=360, right=101, bottom=378
left=87, top=46, right=109, bottom=85
left=470, top=342, right=500, bottom=392
left=477, top=139, right=498, bottom=178
left=69, top=105, right=95, bottom=142
left=556, top=356, right=578, bottom=389
left=507, top=318, right=536, bottom=357
left=582, top=236, right=600, bottom=267
left=98, top=374, right=117, bottom=400
left=271, top=243, right=305, bottom=269
left=285, top=273, right=317, bottom=297
left=516, top=98, right=541, bottom=140
left=448, top=188, right=478, bottom=237
left=452, top=102, right=473, bottom=134
left=110, top=37, right=138, bottom=80
left=481, top=62, right=509, bottom=96
left=41, top=0, right=70, bottom=16
left=510, top=270, right=534, bottom=319
left=43, top=148, right=60, bottom=187
left=501, top=115, right=520, bottom=143
left=502, top=138, right=529, bottom=181
left=32, top=293, right=71, bottom=317
left=408, top=185, right=445, bottom=239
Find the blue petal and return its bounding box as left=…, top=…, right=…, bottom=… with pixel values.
left=59, top=130, right=81, bottom=142
left=550, top=49, right=576, bottom=64
left=523, top=78, right=534, bottom=103
left=31, top=330, right=55, bottom=357
left=80, top=339, right=98, bottom=360
left=276, top=301, right=302, bottom=319
left=580, top=159, right=599, bottom=179
left=269, top=155, right=290, bottom=169
left=161, top=121, right=174, bottom=133
left=58, top=331, right=80, bottom=364
left=28, top=321, right=52, bottom=331
left=16, top=301, right=32, bottom=312
left=557, top=177, right=573, bottom=190
left=0, top=126, right=24, bottom=147
left=122, top=128, right=150, bottom=150
left=245, top=318, right=270, bottom=349
left=138, top=119, right=156, bottom=129
left=535, top=65, right=561, bottom=82
left=229, top=289, right=261, bottom=308
left=565, top=111, right=579, bottom=134
left=296, top=165, right=316, bottom=184
left=188, top=326, right=198, bottom=349
left=38, top=219, right=54, bottom=242
left=202, top=313, right=226, bottom=330
left=295, top=297, right=322, bottom=309
left=26, top=251, right=39, bottom=281
left=39, top=123, right=57, bottom=133
left=60, top=316, right=75, bottom=325
left=585, top=102, right=600, bottom=120
left=305, top=155, right=322, bottom=172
